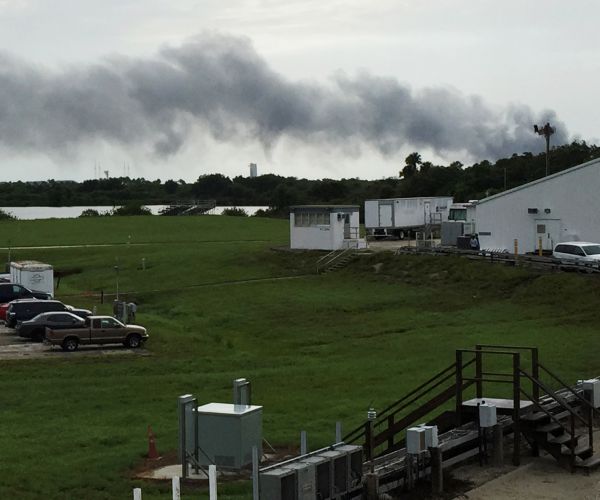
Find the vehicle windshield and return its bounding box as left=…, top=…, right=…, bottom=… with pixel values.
left=583, top=245, right=600, bottom=255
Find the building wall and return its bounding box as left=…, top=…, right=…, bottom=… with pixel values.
left=476, top=163, right=600, bottom=253
left=290, top=211, right=360, bottom=250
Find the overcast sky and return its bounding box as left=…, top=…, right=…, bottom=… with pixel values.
left=0, top=0, right=597, bottom=182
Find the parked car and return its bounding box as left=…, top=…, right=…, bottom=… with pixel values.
left=17, top=311, right=85, bottom=341
left=45, top=315, right=148, bottom=351
left=0, top=283, right=52, bottom=303
left=0, top=302, right=10, bottom=322
left=65, top=305, right=92, bottom=319
left=552, top=242, right=600, bottom=265
left=5, top=299, right=68, bottom=328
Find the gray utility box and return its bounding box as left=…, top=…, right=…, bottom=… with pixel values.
left=317, top=449, right=350, bottom=497
left=285, top=462, right=316, bottom=500
left=260, top=467, right=296, bottom=500
left=196, top=403, right=262, bottom=469
left=335, top=445, right=363, bottom=490
left=300, top=455, right=333, bottom=499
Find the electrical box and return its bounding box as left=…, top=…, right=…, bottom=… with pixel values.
left=406, top=427, right=427, bottom=454
left=260, top=467, right=296, bottom=500
left=196, top=402, right=262, bottom=469
left=300, top=456, right=332, bottom=500
left=479, top=402, right=497, bottom=428
left=583, top=379, right=600, bottom=408
left=419, top=425, right=439, bottom=448
left=285, top=462, right=316, bottom=500
left=317, top=449, right=349, bottom=496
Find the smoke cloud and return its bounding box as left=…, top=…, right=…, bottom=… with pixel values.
left=0, top=33, right=568, bottom=162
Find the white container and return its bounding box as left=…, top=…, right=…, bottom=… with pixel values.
left=406, top=427, right=427, bottom=454
left=583, top=379, right=600, bottom=408
left=10, top=261, right=54, bottom=297
left=478, top=402, right=497, bottom=428
left=365, top=197, right=453, bottom=234
left=419, top=425, right=439, bottom=448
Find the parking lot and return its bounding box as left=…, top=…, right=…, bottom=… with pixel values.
left=0, top=323, right=150, bottom=360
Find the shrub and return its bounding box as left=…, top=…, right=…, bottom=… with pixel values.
left=0, top=209, right=16, bottom=220
left=79, top=209, right=101, bottom=217
left=111, top=204, right=153, bottom=216
left=222, top=207, right=248, bottom=217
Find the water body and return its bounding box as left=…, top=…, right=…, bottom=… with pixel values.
left=0, top=206, right=269, bottom=220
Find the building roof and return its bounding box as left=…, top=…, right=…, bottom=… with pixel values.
left=477, top=157, right=600, bottom=206
left=289, top=205, right=359, bottom=212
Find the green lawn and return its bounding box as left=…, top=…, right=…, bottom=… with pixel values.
left=0, top=216, right=599, bottom=499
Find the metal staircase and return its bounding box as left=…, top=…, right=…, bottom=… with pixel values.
left=316, top=247, right=357, bottom=274
left=343, top=344, right=600, bottom=474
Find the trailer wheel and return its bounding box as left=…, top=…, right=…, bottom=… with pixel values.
left=62, top=337, right=79, bottom=352
left=125, top=334, right=142, bottom=348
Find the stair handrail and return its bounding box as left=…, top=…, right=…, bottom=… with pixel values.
left=537, top=362, right=598, bottom=416
left=519, top=369, right=588, bottom=427
left=316, top=249, right=338, bottom=265
left=519, top=387, right=569, bottom=433
left=342, top=357, right=475, bottom=444
left=318, top=247, right=354, bottom=272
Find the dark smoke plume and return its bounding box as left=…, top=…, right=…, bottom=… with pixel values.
left=0, top=33, right=568, bottom=161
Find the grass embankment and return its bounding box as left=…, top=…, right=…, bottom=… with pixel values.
left=0, top=216, right=599, bottom=499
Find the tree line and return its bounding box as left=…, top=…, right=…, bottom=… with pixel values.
left=0, top=141, right=597, bottom=214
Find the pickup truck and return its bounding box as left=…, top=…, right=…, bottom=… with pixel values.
left=45, top=315, right=148, bottom=351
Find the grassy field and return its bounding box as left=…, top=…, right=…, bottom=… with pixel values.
left=0, top=216, right=599, bottom=499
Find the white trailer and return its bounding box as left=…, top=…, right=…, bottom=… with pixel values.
left=10, top=261, right=54, bottom=297
left=365, top=196, right=453, bottom=238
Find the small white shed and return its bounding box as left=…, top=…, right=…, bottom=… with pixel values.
left=289, top=205, right=366, bottom=250
left=476, top=158, right=600, bottom=253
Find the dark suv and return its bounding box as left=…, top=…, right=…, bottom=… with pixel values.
left=6, top=299, right=67, bottom=328
left=0, top=283, right=52, bottom=303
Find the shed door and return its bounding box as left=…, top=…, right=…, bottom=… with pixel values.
left=535, top=219, right=561, bottom=251
left=378, top=202, right=393, bottom=227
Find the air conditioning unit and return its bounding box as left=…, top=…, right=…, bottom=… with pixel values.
left=285, top=462, right=316, bottom=500
left=406, top=427, right=427, bottom=454
left=260, top=467, right=296, bottom=500
left=478, top=402, right=497, bottom=428
left=583, top=379, right=600, bottom=408
left=317, top=449, right=349, bottom=496
left=334, top=445, right=363, bottom=490
left=299, top=456, right=332, bottom=500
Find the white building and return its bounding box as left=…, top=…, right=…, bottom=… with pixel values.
left=476, top=158, right=600, bottom=253
left=249, top=163, right=258, bottom=177
left=289, top=205, right=367, bottom=250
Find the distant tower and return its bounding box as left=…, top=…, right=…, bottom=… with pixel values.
left=249, top=163, right=258, bottom=178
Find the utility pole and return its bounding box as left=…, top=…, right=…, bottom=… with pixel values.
left=533, top=122, right=555, bottom=176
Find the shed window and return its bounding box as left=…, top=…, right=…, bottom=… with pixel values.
left=294, top=211, right=329, bottom=227
left=536, top=224, right=546, bottom=234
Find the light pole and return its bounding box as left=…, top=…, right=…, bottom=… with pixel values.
left=533, top=122, right=555, bottom=176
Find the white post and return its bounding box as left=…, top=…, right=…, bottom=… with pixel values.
left=133, top=488, right=142, bottom=500
left=300, top=430, right=307, bottom=455
left=172, top=476, right=181, bottom=500
left=335, top=422, right=342, bottom=443
left=209, top=464, right=217, bottom=500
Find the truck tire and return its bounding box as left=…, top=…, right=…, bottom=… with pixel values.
left=125, top=334, right=142, bottom=348
left=62, top=338, right=79, bottom=352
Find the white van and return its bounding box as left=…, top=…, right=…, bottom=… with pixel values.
left=552, top=242, right=600, bottom=264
